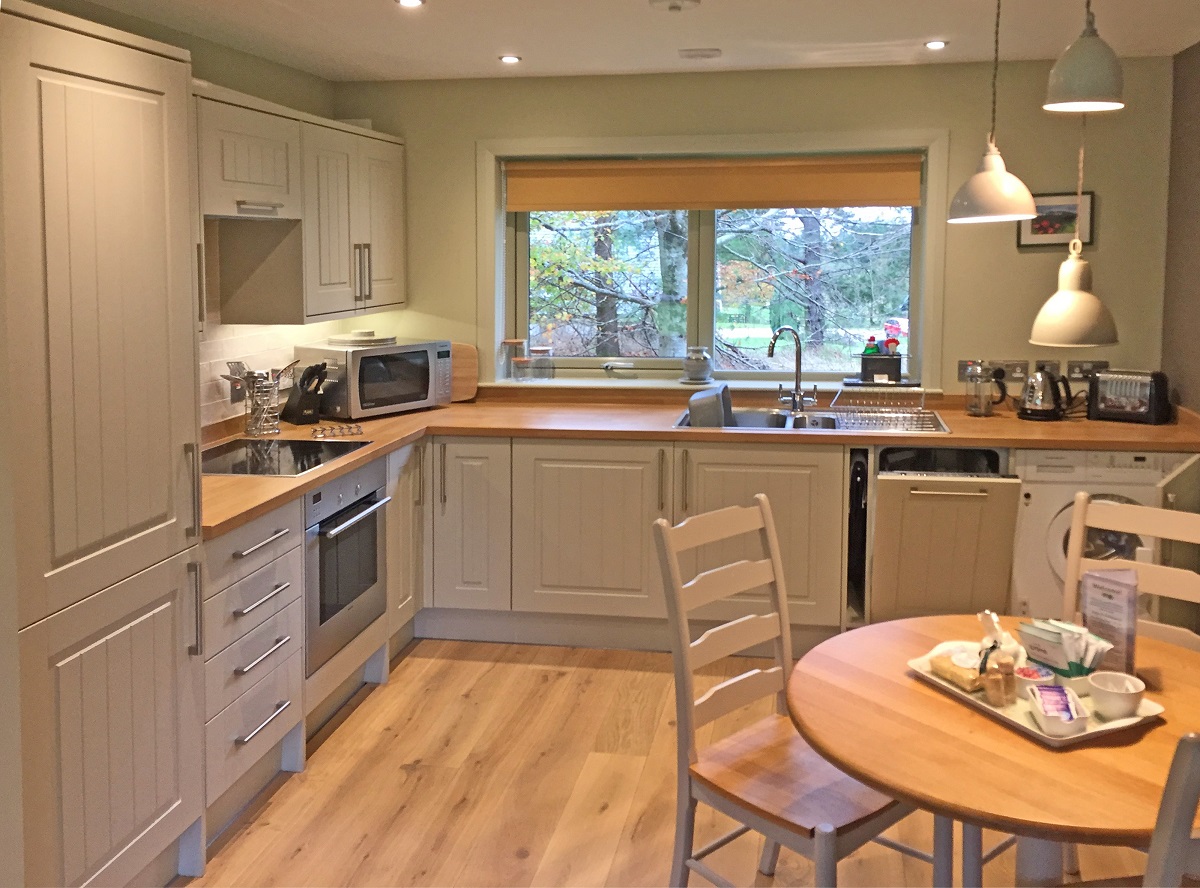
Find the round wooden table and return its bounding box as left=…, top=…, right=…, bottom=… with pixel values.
left=787, top=614, right=1200, bottom=886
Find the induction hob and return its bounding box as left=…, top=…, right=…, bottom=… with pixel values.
left=201, top=438, right=370, bottom=476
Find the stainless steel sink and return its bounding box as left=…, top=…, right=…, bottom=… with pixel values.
left=675, top=406, right=949, bottom=433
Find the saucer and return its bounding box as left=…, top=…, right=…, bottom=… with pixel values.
left=679, top=377, right=715, bottom=386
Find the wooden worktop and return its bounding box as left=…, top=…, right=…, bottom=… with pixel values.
left=202, top=389, right=1200, bottom=540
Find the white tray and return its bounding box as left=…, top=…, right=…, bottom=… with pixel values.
left=908, top=643, right=1164, bottom=748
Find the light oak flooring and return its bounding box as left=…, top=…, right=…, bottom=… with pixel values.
left=190, top=641, right=1146, bottom=887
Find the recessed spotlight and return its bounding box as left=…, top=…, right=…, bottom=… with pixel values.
left=925, top=40, right=947, bottom=50
left=396, top=0, right=424, bottom=6
left=679, top=48, right=721, bottom=60
left=500, top=55, right=522, bottom=65
left=650, top=0, right=700, bottom=10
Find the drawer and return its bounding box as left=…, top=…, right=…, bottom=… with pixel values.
left=205, top=599, right=303, bottom=720
left=204, top=545, right=303, bottom=655
left=206, top=649, right=303, bottom=803
left=204, top=498, right=303, bottom=595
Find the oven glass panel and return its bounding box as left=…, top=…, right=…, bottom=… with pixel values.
left=357, top=351, right=430, bottom=409
left=318, top=499, right=380, bottom=625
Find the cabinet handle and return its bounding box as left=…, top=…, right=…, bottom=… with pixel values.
left=321, top=496, right=391, bottom=538
left=188, top=561, right=203, bottom=657
left=908, top=488, right=990, bottom=498
left=233, top=528, right=290, bottom=558
left=233, top=581, right=290, bottom=617
left=363, top=243, right=373, bottom=300
left=183, top=442, right=201, bottom=538
left=353, top=244, right=363, bottom=300
left=235, top=200, right=285, bottom=211
left=681, top=449, right=690, bottom=513
left=195, top=242, right=206, bottom=327
left=657, top=449, right=666, bottom=512
left=236, top=700, right=291, bottom=745
left=234, top=635, right=291, bottom=676
left=440, top=443, right=447, bottom=506
left=415, top=445, right=425, bottom=506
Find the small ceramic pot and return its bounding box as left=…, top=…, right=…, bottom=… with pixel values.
left=683, top=346, right=714, bottom=382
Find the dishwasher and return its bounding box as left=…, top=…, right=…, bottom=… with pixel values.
left=866, top=447, right=1021, bottom=623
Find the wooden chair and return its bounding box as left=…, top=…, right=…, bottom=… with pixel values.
left=652, top=494, right=943, bottom=887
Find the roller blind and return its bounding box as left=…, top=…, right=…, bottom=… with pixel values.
left=505, top=154, right=924, bottom=212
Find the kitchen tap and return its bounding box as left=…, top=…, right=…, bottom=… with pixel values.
left=767, top=325, right=816, bottom=411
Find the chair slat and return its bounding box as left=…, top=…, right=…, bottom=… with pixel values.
left=1081, top=557, right=1200, bottom=605
left=1138, top=619, right=1200, bottom=652
left=689, top=613, right=780, bottom=670
left=1086, top=499, right=1200, bottom=547
left=694, top=666, right=783, bottom=728
left=682, top=558, right=775, bottom=612
left=669, top=503, right=765, bottom=553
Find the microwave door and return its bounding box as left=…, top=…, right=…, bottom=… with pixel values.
left=357, top=351, right=430, bottom=411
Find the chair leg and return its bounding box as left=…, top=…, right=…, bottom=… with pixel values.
left=1063, top=842, right=1081, bottom=877
left=932, top=815, right=954, bottom=888
left=961, top=822, right=983, bottom=888
left=671, top=794, right=697, bottom=888
left=814, top=823, right=837, bottom=887
left=758, top=838, right=781, bottom=877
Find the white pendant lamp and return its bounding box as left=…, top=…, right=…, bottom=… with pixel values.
left=949, top=0, right=1036, bottom=224
left=1029, top=119, right=1117, bottom=347
left=1044, top=0, right=1124, bottom=113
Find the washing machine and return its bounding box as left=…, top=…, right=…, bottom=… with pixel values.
left=1010, top=450, right=1183, bottom=619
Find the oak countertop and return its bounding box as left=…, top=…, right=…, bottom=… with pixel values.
left=202, top=396, right=1200, bottom=540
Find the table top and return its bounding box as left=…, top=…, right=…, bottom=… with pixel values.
left=787, top=614, right=1200, bottom=845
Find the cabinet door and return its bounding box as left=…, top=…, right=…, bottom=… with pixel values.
left=355, top=138, right=407, bottom=310
left=871, top=475, right=1021, bottom=622
left=18, top=551, right=203, bottom=887
left=679, top=444, right=846, bottom=627
left=1, top=15, right=200, bottom=628
left=512, top=440, right=671, bottom=617
left=302, top=123, right=358, bottom=319
left=197, top=98, right=302, bottom=218
left=432, top=438, right=511, bottom=610
left=386, top=442, right=430, bottom=634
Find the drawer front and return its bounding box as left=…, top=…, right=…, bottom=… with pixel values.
left=204, top=498, right=303, bottom=595
left=204, top=545, right=303, bottom=654
left=205, top=599, right=303, bottom=720
left=205, top=650, right=303, bottom=803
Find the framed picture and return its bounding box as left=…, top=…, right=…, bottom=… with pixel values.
left=1017, top=191, right=1095, bottom=247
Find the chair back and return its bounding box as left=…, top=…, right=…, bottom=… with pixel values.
left=653, top=494, right=793, bottom=765
left=1061, top=492, right=1200, bottom=650
left=1143, top=733, right=1200, bottom=887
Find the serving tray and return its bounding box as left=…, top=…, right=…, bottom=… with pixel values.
left=908, top=642, right=1164, bottom=748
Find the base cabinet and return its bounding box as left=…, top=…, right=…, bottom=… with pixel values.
left=386, top=442, right=431, bottom=634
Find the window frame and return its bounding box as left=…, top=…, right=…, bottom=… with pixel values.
left=477, top=131, right=950, bottom=388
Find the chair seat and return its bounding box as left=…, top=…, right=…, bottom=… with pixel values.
left=690, top=713, right=902, bottom=838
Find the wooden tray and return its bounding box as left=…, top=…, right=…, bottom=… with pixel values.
left=908, top=643, right=1164, bottom=748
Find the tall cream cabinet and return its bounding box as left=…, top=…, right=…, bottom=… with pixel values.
left=386, top=442, right=431, bottom=638
left=0, top=2, right=203, bottom=884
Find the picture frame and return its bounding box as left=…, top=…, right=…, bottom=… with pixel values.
left=1017, top=191, right=1095, bottom=247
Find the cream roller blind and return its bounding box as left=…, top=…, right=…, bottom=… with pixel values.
left=504, top=154, right=924, bottom=212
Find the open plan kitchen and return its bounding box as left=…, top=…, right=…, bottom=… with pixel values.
left=5, top=1, right=1200, bottom=887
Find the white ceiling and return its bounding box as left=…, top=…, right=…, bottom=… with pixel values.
left=80, top=0, right=1200, bottom=82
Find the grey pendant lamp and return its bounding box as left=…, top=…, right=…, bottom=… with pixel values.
left=949, top=0, right=1036, bottom=224
left=1030, top=118, right=1117, bottom=347
left=1044, top=0, right=1124, bottom=113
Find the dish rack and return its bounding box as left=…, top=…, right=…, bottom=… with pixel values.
left=829, top=386, right=947, bottom=433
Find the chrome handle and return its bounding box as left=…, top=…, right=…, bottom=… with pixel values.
left=234, top=635, right=291, bottom=676
left=233, top=528, right=290, bottom=558
left=440, top=443, right=447, bottom=506
left=235, top=700, right=291, bottom=745
left=353, top=244, right=363, bottom=300
left=321, top=496, right=391, bottom=538
left=414, top=445, right=425, bottom=506
left=183, top=442, right=200, bottom=538
left=187, top=561, right=203, bottom=657
left=363, top=243, right=373, bottom=300
left=681, top=449, right=690, bottom=513
left=908, top=488, right=990, bottom=498
left=233, top=581, right=290, bottom=618
left=235, top=200, right=285, bottom=211
left=196, top=242, right=206, bottom=327
left=657, top=448, right=666, bottom=512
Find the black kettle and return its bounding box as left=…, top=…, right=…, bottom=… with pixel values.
left=1018, top=363, right=1072, bottom=421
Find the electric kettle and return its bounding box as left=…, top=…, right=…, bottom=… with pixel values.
left=1018, top=363, right=1072, bottom=421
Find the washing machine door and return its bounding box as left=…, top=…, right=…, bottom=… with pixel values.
left=1045, top=493, right=1146, bottom=586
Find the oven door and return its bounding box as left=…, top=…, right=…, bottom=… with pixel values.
left=349, top=347, right=434, bottom=417
left=305, top=487, right=389, bottom=676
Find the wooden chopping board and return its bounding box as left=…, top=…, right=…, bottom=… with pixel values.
left=450, top=342, right=479, bottom=401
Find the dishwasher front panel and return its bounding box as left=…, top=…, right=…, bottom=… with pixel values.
left=870, top=474, right=1021, bottom=622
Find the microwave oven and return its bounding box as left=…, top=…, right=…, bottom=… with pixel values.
left=294, top=339, right=452, bottom=420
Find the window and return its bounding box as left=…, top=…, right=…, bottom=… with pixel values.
left=502, top=151, right=932, bottom=382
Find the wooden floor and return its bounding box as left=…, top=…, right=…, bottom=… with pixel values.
left=190, top=641, right=1146, bottom=887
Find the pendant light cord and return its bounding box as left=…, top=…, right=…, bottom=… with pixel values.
left=1071, top=114, right=1087, bottom=256
left=988, top=0, right=1001, bottom=144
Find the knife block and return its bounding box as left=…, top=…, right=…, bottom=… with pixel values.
left=280, top=383, right=321, bottom=425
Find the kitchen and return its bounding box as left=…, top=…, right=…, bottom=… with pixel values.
left=4, top=1, right=1200, bottom=886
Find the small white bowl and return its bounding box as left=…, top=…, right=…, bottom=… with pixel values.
left=1087, top=671, right=1146, bottom=721
left=1014, top=664, right=1055, bottom=696
left=1055, top=673, right=1092, bottom=697
left=1028, top=685, right=1089, bottom=737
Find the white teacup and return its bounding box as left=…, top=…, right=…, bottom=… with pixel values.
left=1087, top=671, right=1146, bottom=720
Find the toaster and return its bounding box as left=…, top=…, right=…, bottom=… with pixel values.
left=1087, top=370, right=1172, bottom=424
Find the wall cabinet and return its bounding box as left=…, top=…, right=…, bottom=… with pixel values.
left=197, top=98, right=302, bottom=219
left=431, top=437, right=511, bottom=610
left=386, top=442, right=431, bottom=636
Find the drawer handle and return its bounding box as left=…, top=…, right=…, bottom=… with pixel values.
left=233, top=581, right=291, bottom=618
left=235, top=700, right=292, bottom=745
left=321, top=496, right=391, bottom=539
left=909, top=488, right=990, bottom=498
left=233, top=528, right=291, bottom=558
left=234, top=635, right=291, bottom=676
left=235, top=200, right=285, bottom=211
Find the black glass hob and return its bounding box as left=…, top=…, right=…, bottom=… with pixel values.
left=201, top=438, right=370, bottom=476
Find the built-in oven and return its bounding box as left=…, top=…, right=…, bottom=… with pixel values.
left=304, top=458, right=389, bottom=677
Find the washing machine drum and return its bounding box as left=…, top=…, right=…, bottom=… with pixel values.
left=1046, top=494, right=1145, bottom=584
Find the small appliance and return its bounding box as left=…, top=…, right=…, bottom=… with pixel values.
left=964, top=362, right=1008, bottom=417
left=294, top=334, right=452, bottom=420
left=1087, top=370, right=1173, bottom=425
left=1018, top=363, right=1073, bottom=421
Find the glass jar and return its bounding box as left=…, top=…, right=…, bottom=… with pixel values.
left=529, top=345, right=554, bottom=379
left=511, top=356, right=535, bottom=382
left=500, top=339, right=526, bottom=379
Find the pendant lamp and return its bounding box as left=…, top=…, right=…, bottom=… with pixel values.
left=1044, top=0, right=1124, bottom=113
left=1029, top=118, right=1117, bottom=347
left=949, top=0, right=1036, bottom=224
